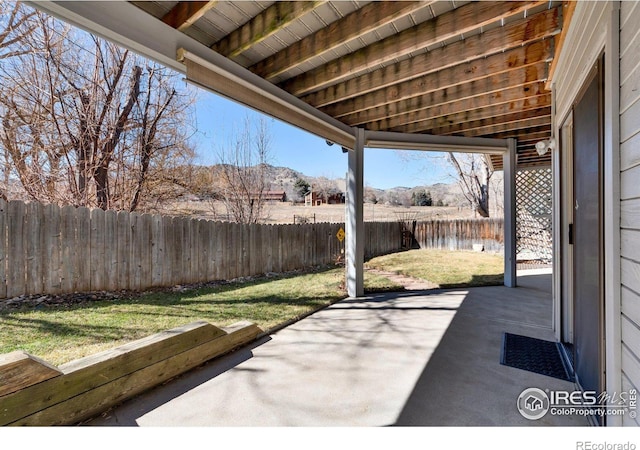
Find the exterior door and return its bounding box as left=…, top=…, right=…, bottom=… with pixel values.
left=572, top=62, right=603, bottom=397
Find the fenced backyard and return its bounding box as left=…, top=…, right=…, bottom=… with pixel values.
left=0, top=199, right=506, bottom=300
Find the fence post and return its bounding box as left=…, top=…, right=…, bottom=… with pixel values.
left=151, top=214, right=163, bottom=287
left=25, top=202, right=44, bottom=295
left=76, top=206, right=91, bottom=293
left=116, top=210, right=131, bottom=291
left=140, top=213, right=153, bottom=289
left=90, top=208, right=106, bottom=292
left=105, top=210, right=118, bottom=291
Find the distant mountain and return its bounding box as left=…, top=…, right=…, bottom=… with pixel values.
left=261, top=164, right=467, bottom=206
left=198, top=163, right=468, bottom=206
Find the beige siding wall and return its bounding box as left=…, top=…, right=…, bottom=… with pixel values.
left=620, top=1, right=640, bottom=422
left=553, top=1, right=639, bottom=425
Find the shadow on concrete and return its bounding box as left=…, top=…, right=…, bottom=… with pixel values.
left=391, top=271, right=587, bottom=426
left=82, top=336, right=272, bottom=426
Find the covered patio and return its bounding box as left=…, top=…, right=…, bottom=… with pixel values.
left=84, top=269, right=585, bottom=426
left=22, top=1, right=581, bottom=429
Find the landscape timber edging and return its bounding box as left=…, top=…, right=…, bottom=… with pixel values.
left=0, top=320, right=262, bottom=426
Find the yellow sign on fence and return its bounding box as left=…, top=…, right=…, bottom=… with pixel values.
left=336, top=227, right=345, bottom=242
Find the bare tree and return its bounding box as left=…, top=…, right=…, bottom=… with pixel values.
left=0, top=1, right=36, bottom=61
left=215, top=115, right=273, bottom=224
left=364, top=185, right=379, bottom=204
left=399, top=149, right=493, bottom=217
left=0, top=1, right=39, bottom=200
left=447, top=153, right=492, bottom=217
left=489, top=170, right=504, bottom=216
left=0, top=6, right=196, bottom=211
left=310, top=176, right=341, bottom=204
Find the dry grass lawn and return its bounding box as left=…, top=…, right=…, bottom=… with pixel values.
left=365, top=249, right=504, bottom=288
left=0, top=267, right=401, bottom=366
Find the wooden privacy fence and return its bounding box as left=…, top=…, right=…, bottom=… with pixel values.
left=0, top=200, right=402, bottom=299
left=411, top=218, right=504, bottom=252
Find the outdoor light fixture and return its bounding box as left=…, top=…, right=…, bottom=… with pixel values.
left=535, top=138, right=556, bottom=156
left=326, top=140, right=334, bottom=146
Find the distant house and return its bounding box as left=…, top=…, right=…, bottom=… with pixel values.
left=305, top=191, right=345, bottom=206
left=251, top=191, right=287, bottom=202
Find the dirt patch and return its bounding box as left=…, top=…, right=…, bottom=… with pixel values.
left=364, top=268, right=439, bottom=290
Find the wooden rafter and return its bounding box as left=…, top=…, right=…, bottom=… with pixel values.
left=358, top=77, right=547, bottom=130
left=407, top=107, right=552, bottom=136
left=340, top=68, right=546, bottom=129
left=385, top=94, right=552, bottom=133
left=450, top=116, right=551, bottom=138
left=211, top=1, right=323, bottom=58
left=491, top=151, right=552, bottom=170
left=302, top=7, right=560, bottom=109
left=412, top=103, right=552, bottom=134
left=161, top=1, right=218, bottom=31
left=485, top=125, right=552, bottom=141
left=320, top=39, right=553, bottom=120
left=249, top=1, right=432, bottom=81
left=280, top=0, right=549, bottom=96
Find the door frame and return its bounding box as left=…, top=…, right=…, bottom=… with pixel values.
left=571, top=59, right=605, bottom=397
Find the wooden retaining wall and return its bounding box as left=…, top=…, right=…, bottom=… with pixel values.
left=0, top=200, right=402, bottom=299
left=0, top=320, right=262, bottom=426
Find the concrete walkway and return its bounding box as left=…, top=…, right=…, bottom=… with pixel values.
left=85, top=269, right=588, bottom=426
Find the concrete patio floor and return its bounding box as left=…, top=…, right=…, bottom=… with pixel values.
left=85, top=269, right=588, bottom=427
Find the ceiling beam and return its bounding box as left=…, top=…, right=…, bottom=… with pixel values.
left=302, top=7, right=560, bottom=109
left=356, top=78, right=549, bottom=130
left=446, top=116, right=551, bottom=138
left=516, top=156, right=552, bottom=167
left=250, top=1, right=431, bottom=81
left=364, top=130, right=509, bottom=154
left=280, top=0, right=549, bottom=96
left=485, top=125, right=552, bottom=142
left=407, top=107, right=551, bottom=136
left=211, top=1, right=323, bottom=59
left=490, top=153, right=552, bottom=170
left=321, top=40, right=552, bottom=119
left=161, top=1, right=218, bottom=31
left=343, top=72, right=548, bottom=127
left=387, top=94, right=552, bottom=133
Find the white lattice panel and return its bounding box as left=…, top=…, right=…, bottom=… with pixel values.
left=516, top=167, right=552, bottom=263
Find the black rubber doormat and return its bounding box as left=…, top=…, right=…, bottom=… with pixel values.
left=500, top=333, right=574, bottom=382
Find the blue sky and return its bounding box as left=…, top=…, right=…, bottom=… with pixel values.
left=192, top=90, right=456, bottom=190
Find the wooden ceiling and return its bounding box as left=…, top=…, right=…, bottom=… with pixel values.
left=132, top=1, right=567, bottom=170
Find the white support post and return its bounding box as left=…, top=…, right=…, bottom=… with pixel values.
left=504, top=138, right=517, bottom=288
left=347, top=128, right=365, bottom=297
